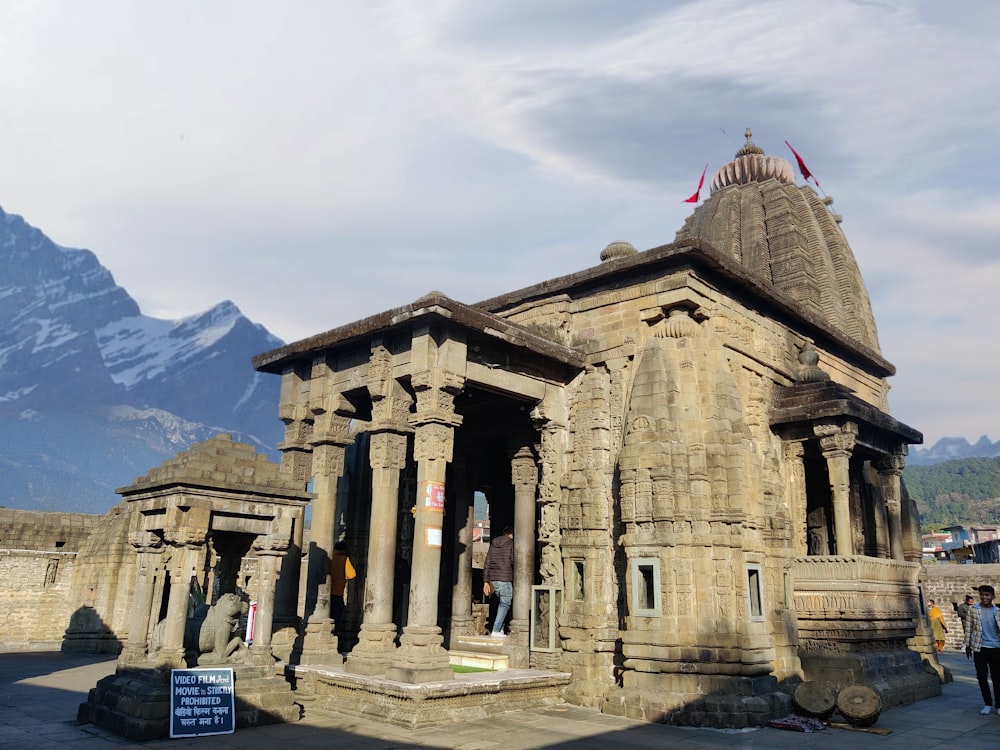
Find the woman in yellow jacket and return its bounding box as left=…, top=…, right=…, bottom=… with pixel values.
left=928, top=599, right=947, bottom=653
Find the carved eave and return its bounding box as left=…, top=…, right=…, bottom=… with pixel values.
left=253, top=291, right=585, bottom=378
left=769, top=381, right=922, bottom=453
left=477, top=237, right=895, bottom=380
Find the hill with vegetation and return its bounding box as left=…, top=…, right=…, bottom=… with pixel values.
left=904, top=457, right=1000, bottom=530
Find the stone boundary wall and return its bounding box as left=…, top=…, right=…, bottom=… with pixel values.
left=0, top=508, right=101, bottom=551
left=921, top=562, right=1000, bottom=651
left=0, top=549, right=77, bottom=650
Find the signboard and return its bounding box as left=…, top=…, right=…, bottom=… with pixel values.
left=426, top=527, right=443, bottom=548
left=424, top=481, right=445, bottom=510
left=170, top=668, right=235, bottom=738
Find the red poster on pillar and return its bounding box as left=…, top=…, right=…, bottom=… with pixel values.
left=424, top=481, right=445, bottom=510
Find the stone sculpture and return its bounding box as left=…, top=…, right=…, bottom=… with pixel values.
left=153, top=592, right=249, bottom=665
left=189, top=593, right=248, bottom=665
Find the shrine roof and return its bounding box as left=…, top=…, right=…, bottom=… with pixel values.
left=253, top=290, right=586, bottom=374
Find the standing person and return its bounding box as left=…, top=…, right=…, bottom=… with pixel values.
left=483, top=525, right=514, bottom=639
left=928, top=599, right=948, bottom=653
left=330, top=541, right=356, bottom=624
left=958, top=594, right=975, bottom=636
left=964, top=584, right=1000, bottom=715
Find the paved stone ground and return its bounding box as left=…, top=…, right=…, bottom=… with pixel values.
left=1, top=650, right=997, bottom=749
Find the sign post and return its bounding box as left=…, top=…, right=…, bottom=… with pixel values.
left=169, top=667, right=236, bottom=738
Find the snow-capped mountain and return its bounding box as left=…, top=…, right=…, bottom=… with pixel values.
left=0, top=203, right=285, bottom=513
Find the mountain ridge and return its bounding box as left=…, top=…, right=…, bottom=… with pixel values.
left=0, top=202, right=285, bottom=513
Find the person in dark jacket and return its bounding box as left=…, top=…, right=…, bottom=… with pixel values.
left=483, top=526, right=514, bottom=638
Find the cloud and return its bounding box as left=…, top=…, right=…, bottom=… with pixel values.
left=0, top=0, right=996, bottom=446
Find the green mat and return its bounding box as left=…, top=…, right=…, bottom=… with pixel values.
left=451, top=664, right=494, bottom=673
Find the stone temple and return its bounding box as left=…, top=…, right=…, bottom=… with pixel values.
left=75, top=132, right=944, bottom=735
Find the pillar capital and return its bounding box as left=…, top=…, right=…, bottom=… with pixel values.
left=128, top=530, right=164, bottom=553
left=163, top=526, right=207, bottom=549
left=370, top=431, right=409, bottom=471
left=409, top=368, right=465, bottom=428
left=413, top=422, right=457, bottom=463
left=252, top=533, right=289, bottom=556
left=511, top=446, right=538, bottom=487
left=815, top=420, right=858, bottom=457
left=874, top=452, right=906, bottom=476
left=311, top=412, right=353, bottom=448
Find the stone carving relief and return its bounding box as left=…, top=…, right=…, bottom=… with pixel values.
left=815, top=421, right=858, bottom=457
left=413, top=422, right=455, bottom=463
left=532, top=412, right=567, bottom=586
left=154, top=592, right=249, bottom=666
left=369, top=432, right=408, bottom=472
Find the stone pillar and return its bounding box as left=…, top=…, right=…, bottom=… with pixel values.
left=449, top=456, right=475, bottom=639
left=385, top=353, right=464, bottom=684
left=157, top=545, right=201, bottom=669
left=278, top=364, right=315, bottom=485
left=120, top=532, right=164, bottom=665
left=816, top=422, right=857, bottom=556
left=274, top=506, right=304, bottom=623
left=532, top=410, right=566, bottom=587
left=298, top=413, right=352, bottom=665
left=346, top=430, right=408, bottom=675
left=386, top=420, right=457, bottom=683
left=248, top=532, right=286, bottom=666
left=876, top=451, right=907, bottom=561
left=508, top=446, right=537, bottom=668
left=783, top=441, right=807, bottom=556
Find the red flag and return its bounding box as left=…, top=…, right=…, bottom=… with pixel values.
left=785, top=140, right=819, bottom=187
left=683, top=163, right=708, bottom=203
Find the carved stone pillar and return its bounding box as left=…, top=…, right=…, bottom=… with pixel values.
left=386, top=363, right=463, bottom=684
left=157, top=538, right=204, bottom=669
left=532, top=411, right=566, bottom=587
left=816, top=421, right=857, bottom=556
left=120, top=531, right=164, bottom=665
left=298, top=412, right=352, bottom=665
left=508, top=446, right=538, bottom=669
left=346, top=430, right=408, bottom=675
left=449, top=456, right=475, bottom=640
left=278, top=365, right=314, bottom=484
left=274, top=506, right=304, bottom=625
left=783, top=441, right=807, bottom=556
left=876, top=451, right=907, bottom=561
left=248, top=532, right=286, bottom=666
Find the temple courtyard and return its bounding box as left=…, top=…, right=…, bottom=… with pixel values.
left=0, top=650, right=994, bottom=749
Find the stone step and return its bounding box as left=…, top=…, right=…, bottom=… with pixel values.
left=448, top=649, right=509, bottom=670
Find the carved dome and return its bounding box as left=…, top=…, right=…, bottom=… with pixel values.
left=675, top=130, right=881, bottom=354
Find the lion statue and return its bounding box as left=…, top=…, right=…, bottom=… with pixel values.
left=152, top=592, right=249, bottom=665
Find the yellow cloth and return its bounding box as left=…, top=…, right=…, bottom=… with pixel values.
left=331, top=551, right=356, bottom=596
left=929, top=605, right=947, bottom=641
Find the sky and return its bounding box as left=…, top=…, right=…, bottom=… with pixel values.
left=0, top=0, right=997, bottom=448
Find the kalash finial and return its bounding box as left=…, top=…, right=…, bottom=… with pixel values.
left=735, top=126, right=764, bottom=158
left=709, top=125, right=794, bottom=192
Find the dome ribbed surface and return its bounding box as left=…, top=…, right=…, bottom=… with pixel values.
left=676, top=141, right=881, bottom=354
left=600, top=240, right=638, bottom=261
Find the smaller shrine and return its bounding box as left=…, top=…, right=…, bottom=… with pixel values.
left=78, top=435, right=311, bottom=741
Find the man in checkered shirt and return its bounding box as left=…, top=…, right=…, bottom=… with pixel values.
left=964, top=584, right=1000, bottom=715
